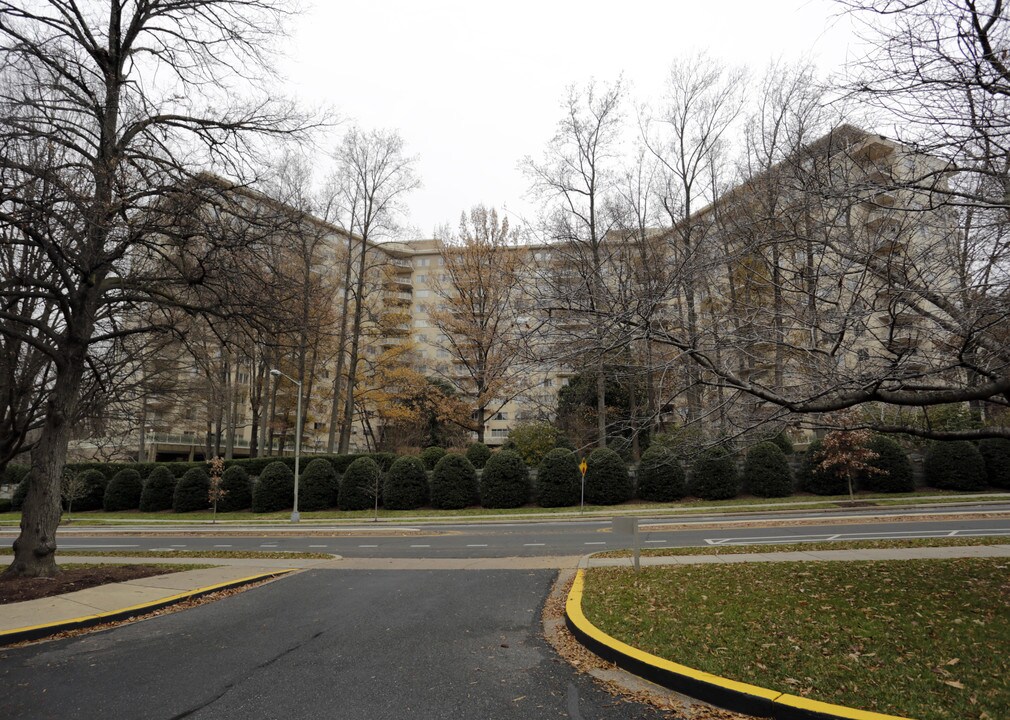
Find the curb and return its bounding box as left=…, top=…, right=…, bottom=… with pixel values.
left=0, top=569, right=294, bottom=646
left=564, top=569, right=913, bottom=720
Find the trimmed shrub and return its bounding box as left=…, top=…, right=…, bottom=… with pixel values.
left=384, top=456, right=430, bottom=510
left=173, top=468, right=211, bottom=513
left=770, top=432, right=794, bottom=455
left=74, top=469, right=108, bottom=512
left=430, top=453, right=478, bottom=510
left=139, top=467, right=177, bottom=512
left=339, top=457, right=381, bottom=511
left=978, top=438, right=1010, bottom=490
left=329, top=454, right=365, bottom=475
left=860, top=436, right=915, bottom=493
left=1, top=463, right=29, bottom=490
left=535, top=448, right=581, bottom=507
left=420, top=446, right=446, bottom=471
left=924, top=441, right=986, bottom=491
left=252, top=461, right=294, bottom=513
left=744, top=442, right=793, bottom=498
left=11, top=476, right=30, bottom=512
left=636, top=445, right=687, bottom=502
left=217, top=465, right=252, bottom=512
left=480, top=449, right=530, bottom=508
left=508, top=422, right=561, bottom=466
left=299, top=458, right=339, bottom=511
left=0, top=498, right=10, bottom=513
left=369, top=452, right=398, bottom=472
left=65, top=462, right=120, bottom=481
left=465, top=442, right=492, bottom=470
left=103, top=469, right=143, bottom=511
left=798, top=438, right=848, bottom=496
left=690, top=446, right=741, bottom=501
left=584, top=448, right=632, bottom=505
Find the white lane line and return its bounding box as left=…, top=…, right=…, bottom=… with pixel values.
left=358, top=544, right=378, bottom=548
left=645, top=540, right=667, bottom=544
left=150, top=548, right=175, bottom=552
left=410, top=544, right=430, bottom=548
left=827, top=534, right=840, bottom=541
left=260, top=544, right=278, bottom=548
left=466, top=544, right=488, bottom=547
left=523, top=543, right=545, bottom=547
left=213, top=544, right=232, bottom=548
left=308, top=544, right=328, bottom=548
left=947, top=530, right=959, bottom=536
left=584, top=541, right=606, bottom=545
left=59, top=544, right=140, bottom=548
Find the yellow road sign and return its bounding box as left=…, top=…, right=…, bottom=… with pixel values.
left=579, top=458, right=588, bottom=476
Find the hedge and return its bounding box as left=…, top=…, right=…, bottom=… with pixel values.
left=635, top=445, right=687, bottom=503
left=465, top=442, right=492, bottom=470
left=535, top=448, right=581, bottom=507
left=924, top=441, right=986, bottom=491
left=690, top=446, right=740, bottom=500
left=743, top=442, right=793, bottom=498
left=11, top=476, right=30, bottom=512
left=584, top=448, right=632, bottom=505
left=430, top=453, right=478, bottom=510
left=139, top=467, right=177, bottom=512
left=419, top=447, right=447, bottom=471
left=480, top=449, right=530, bottom=508
left=978, top=439, right=1010, bottom=490
left=252, top=461, right=295, bottom=513
left=798, top=438, right=848, bottom=496
left=173, top=468, right=211, bottom=513
left=217, top=465, right=252, bottom=512
left=74, top=469, right=108, bottom=512
left=369, top=452, right=398, bottom=472
left=103, top=469, right=144, bottom=511
left=299, top=458, right=339, bottom=511
left=860, top=436, right=915, bottom=493
left=339, top=457, right=381, bottom=511
left=384, top=456, right=430, bottom=510
left=1, top=463, right=29, bottom=490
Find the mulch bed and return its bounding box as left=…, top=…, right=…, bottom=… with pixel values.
left=0, top=565, right=172, bottom=605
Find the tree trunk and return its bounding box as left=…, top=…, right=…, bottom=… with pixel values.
left=339, top=237, right=368, bottom=453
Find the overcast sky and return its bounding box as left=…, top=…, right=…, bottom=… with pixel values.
left=279, top=0, right=862, bottom=237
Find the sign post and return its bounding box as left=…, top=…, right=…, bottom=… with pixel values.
left=578, top=458, right=588, bottom=514
left=612, top=516, right=641, bottom=571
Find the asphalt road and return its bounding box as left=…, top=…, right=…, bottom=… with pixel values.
left=27, top=515, right=1010, bottom=558
left=0, top=569, right=668, bottom=720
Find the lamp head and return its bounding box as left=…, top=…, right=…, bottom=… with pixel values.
left=269, top=369, right=281, bottom=377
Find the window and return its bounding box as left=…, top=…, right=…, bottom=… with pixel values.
left=313, top=422, right=326, bottom=431
left=414, top=257, right=431, bottom=267
left=414, top=319, right=428, bottom=328
left=416, top=289, right=430, bottom=298
left=437, top=349, right=450, bottom=359
left=543, top=378, right=554, bottom=388
left=415, top=274, right=427, bottom=284
left=491, top=428, right=509, bottom=438
left=495, top=411, right=508, bottom=421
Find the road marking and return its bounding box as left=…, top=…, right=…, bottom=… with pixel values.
left=358, top=544, right=378, bottom=548
left=947, top=530, right=959, bottom=536
left=466, top=544, right=488, bottom=547
left=584, top=541, right=606, bottom=545
left=524, top=543, right=545, bottom=547
left=410, top=544, right=430, bottom=548
left=59, top=544, right=140, bottom=548
left=826, top=534, right=840, bottom=541
left=704, top=528, right=1010, bottom=546
left=308, top=544, right=328, bottom=548
left=213, top=544, right=232, bottom=548
left=644, top=540, right=667, bottom=544
left=260, top=544, right=278, bottom=548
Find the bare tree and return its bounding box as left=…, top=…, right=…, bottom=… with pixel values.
left=0, top=1, right=314, bottom=578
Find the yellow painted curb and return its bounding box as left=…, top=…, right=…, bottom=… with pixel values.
left=566, top=569, right=914, bottom=720
left=0, top=569, right=294, bottom=644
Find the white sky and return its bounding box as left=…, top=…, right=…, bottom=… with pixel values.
left=279, top=0, right=862, bottom=236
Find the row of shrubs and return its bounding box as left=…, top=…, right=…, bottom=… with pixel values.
left=6, top=436, right=1010, bottom=514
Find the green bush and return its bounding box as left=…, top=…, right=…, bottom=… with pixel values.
left=798, top=438, right=848, bottom=495
left=252, top=461, right=295, bottom=513
left=1, top=463, right=29, bottom=490
left=978, top=438, right=1010, bottom=490
left=0, top=498, right=10, bottom=513
left=329, top=454, right=365, bottom=474
left=65, top=462, right=120, bottom=481
left=636, top=445, right=687, bottom=502
left=217, top=465, right=252, bottom=512
left=743, top=442, right=793, bottom=498
left=584, top=448, right=632, bottom=505
left=299, top=458, right=339, bottom=511
left=430, top=453, right=478, bottom=510
left=139, top=466, right=177, bottom=512
left=74, top=469, right=108, bottom=512
left=924, top=441, right=986, bottom=491
left=535, top=448, right=581, bottom=507
left=103, top=469, right=143, bottom=511
left=860, top=436, right=915, bottom=493
left=480, top=449, right=530, bottom=508
left=465, top=442, right=492, bottom=470
left=339, top=457, right=381, bottom=511
left=369, top=452, right=398, bottom=472
left=11, top=475, right=30, bottom=512
left=690, top=446, right=740, bottom=500
left=173, top=468, right=211, bottom=513
left=419, top=446, right=446, bottom=471
left=508, top=422, right=562, bottom=466
left=770, top=431, right=794, bottom=455
left=384, top=456, right=430, bottom=510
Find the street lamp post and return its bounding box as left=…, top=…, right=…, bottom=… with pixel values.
left=270, top=369, right=302, bottom=523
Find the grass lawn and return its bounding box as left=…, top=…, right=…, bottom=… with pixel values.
left=581, top=558, right=1010, bottom=720
left=595, top=535, right=1010, bottom=558
left=0, top=488, right=1005, bottom=525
